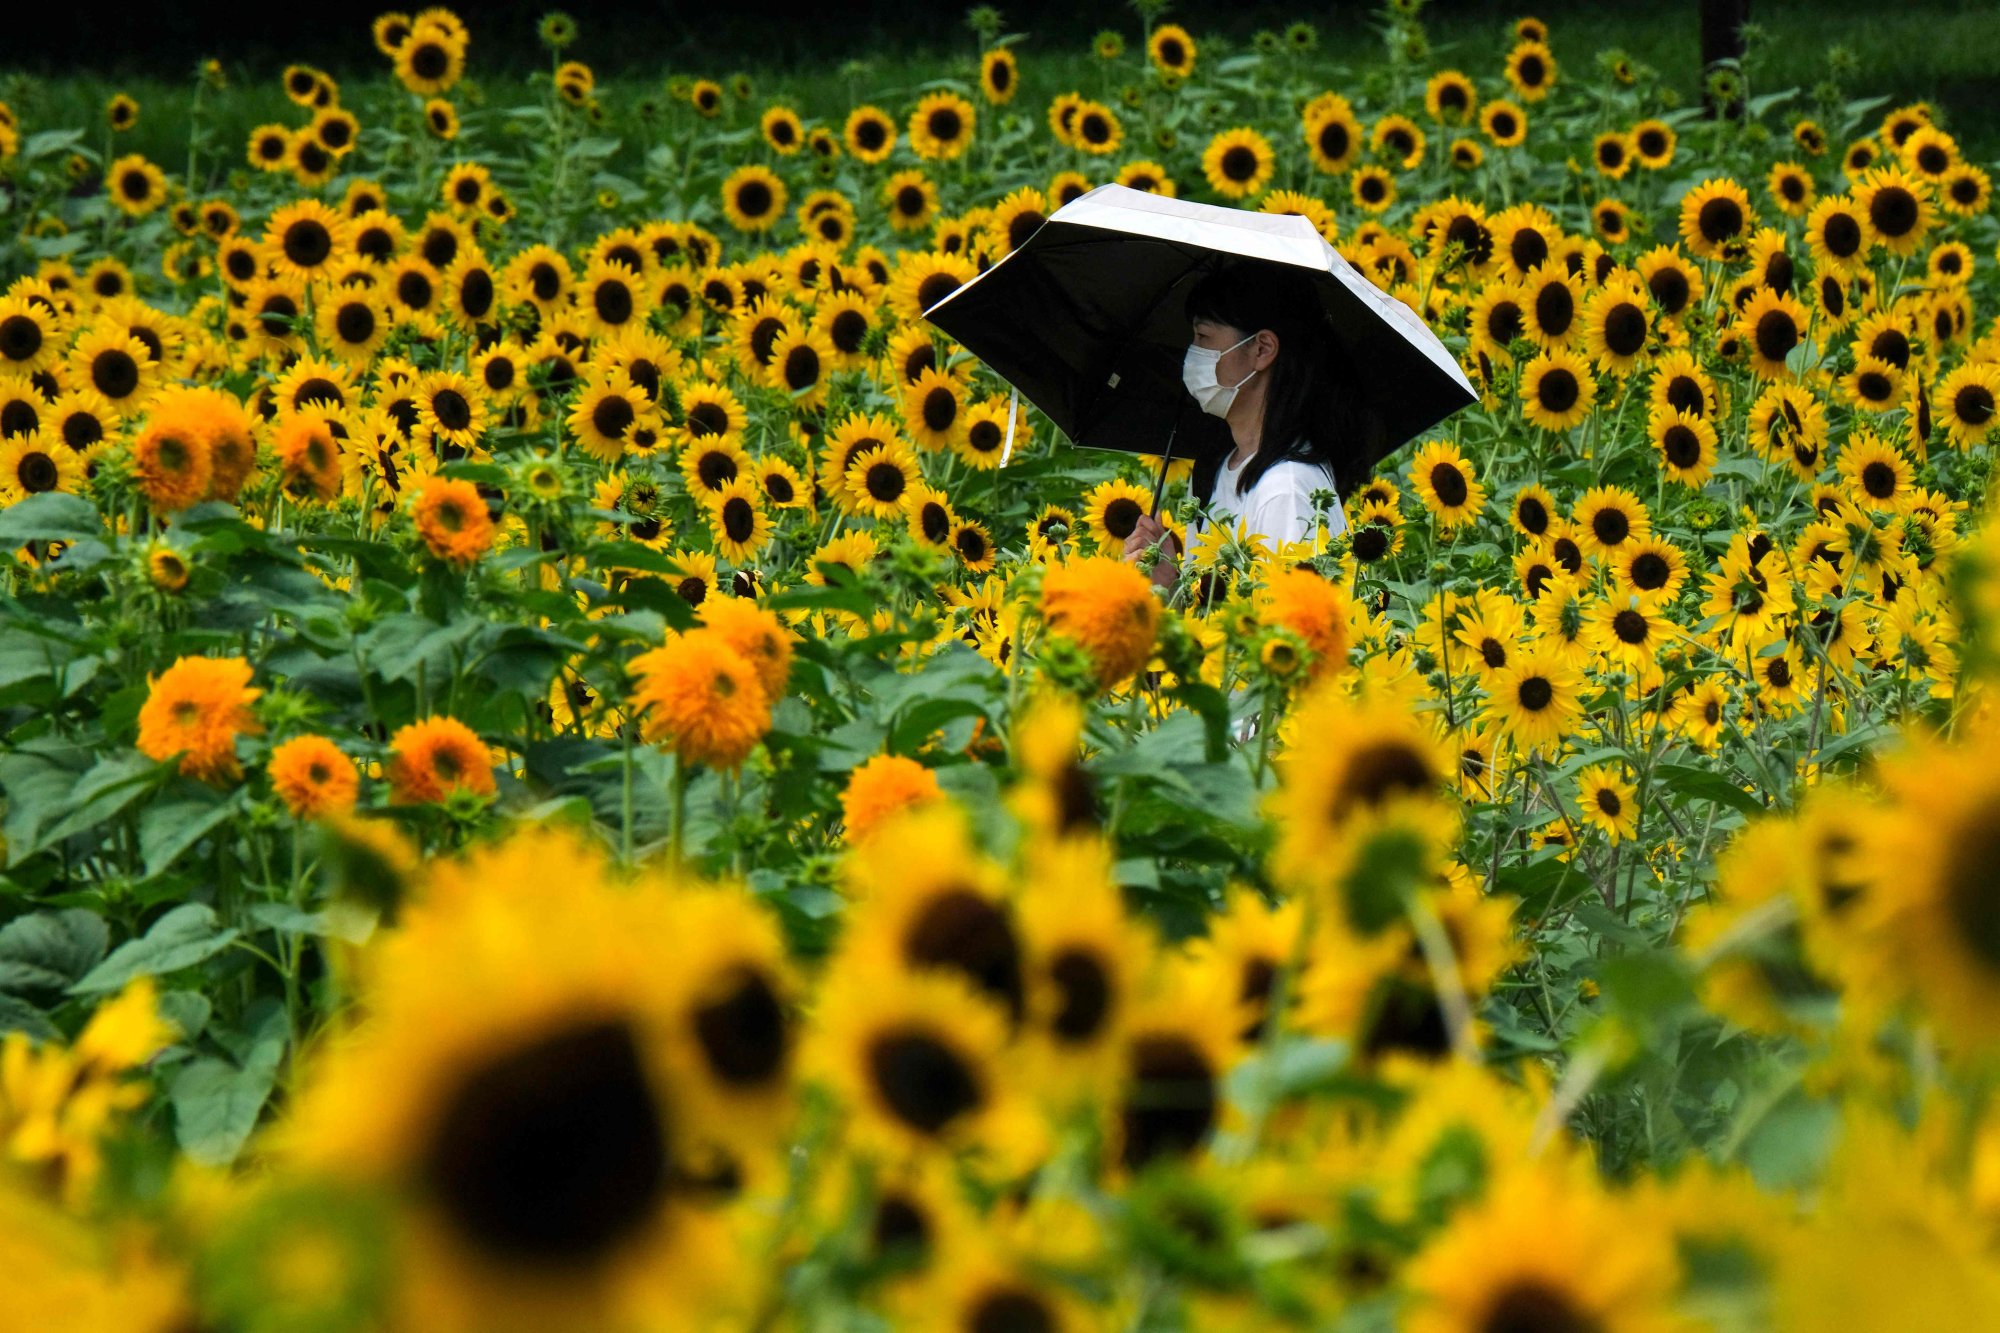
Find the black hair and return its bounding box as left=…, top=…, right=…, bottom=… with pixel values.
left=1182, top=259, right=1387, bottom=506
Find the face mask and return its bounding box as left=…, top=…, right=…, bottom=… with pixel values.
left=1182, top=331, right=1260, bottom=418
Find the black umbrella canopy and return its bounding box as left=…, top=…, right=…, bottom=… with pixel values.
left=922, top=183, right=1478, bottom=479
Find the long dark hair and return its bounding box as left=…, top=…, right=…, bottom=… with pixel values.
left=1182, top=260, right=1386, bottom=505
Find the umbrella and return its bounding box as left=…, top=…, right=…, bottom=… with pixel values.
left=922, top=182, right=1477, bottom=511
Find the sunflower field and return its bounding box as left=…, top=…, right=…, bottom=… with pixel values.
left=2, top=0, right=2000, bottom=1327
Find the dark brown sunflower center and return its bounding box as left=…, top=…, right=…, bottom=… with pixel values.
left=1517, top=676, right=1553, bottom=711
left=1755, top=310, right=1799, bottom=363
left=1603, top=304, right=1647, bottom=356
left=430, top=388, right=472, bottom=431
left=1869, top=186, right=1917, bottom=237
left=691, top=965, right=787, bottom=1087
left=783, top=344, right=820, bottom=390
left=0, top=314, right=42, bottom=362
left=1535, top=368, right=1578, bottom=413
left=92, top=348, right=140, bottom=398
left=1048, top=948, right=1111, bottom=1043
left=420, top=1019, right=669, bottom=1265
left=1428, top=463, right=1469, bottom=508
left=1121, top=1034, right=1217, bottom=1170
left=867, top=1029, right=982, bottom=1134
left=1697, top=196, right=1744, bottom=242
left=734, top=180, right=774, bottom=218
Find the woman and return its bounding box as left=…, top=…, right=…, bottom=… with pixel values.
left=1123, top=261, right=1382, bottom=591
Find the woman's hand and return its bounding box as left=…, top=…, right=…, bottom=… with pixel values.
left=1122, top=514, right=1180, bottom=590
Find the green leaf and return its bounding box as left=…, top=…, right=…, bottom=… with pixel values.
left=23, top=752, right=164, bottom=857
left=140, top=789, right=245, bottom=877
left=0, top=994, right=59, bottom=1041
left=1654, top=763, right=1766, bottom=816
left=0, top=492, right=101, bottom=545
left=169, top=1006, right=286, bottom=1167
left=0, top=909, right=109, bottom=993
left=69, top=904, right=240, bottom=996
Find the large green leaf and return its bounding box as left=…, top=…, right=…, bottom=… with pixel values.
left=69, top=904, right=239, bottom=996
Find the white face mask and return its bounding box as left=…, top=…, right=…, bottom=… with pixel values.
left=1182, top=331, right=1260, bottom=418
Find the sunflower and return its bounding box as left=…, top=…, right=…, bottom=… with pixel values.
left=576, top=259, right=652, bottom=338
left=385, top=256, right=442, bottom=320
left=766, top=326, right=835, bottom=409
left=1580, top=281, right=1652, bottom=375
left=274, top=411, right=345, bottom=503
left=287, top=129, right=338, bottom=187
left=811, top=965, right=1023, bottom=1160
left=1069, top=100, right=1123, bottom=156
left=1409, top=440, right=1484, bottom=531
left=1613, top=538, right=1690, bottom=608
left=1572, top=486, right=1650, bottom=560
left=1077, top=477, right=1148, bottom=554
left=986, top=187, right=1050, bottom=258
left=247, top=123, right=292, bottom=171
left=629, top=628, right=771, bottom=771
left=1407, top=1165, right=1678, bottom=1333
left=1305, top=99, right=1365, bottom=174
left=1842, top=356, right=1904, bottom=414
left=1616, top=119, right=1673, bottom=175
left=1592, top=198, right=1633, bottom=244
left=1503, top=39, right=1557, bottom=101
left=129, top=415, right=214, bottom=517
left=1627, top=248, right=1699, bottom=324
left=1936, top=362, right=2000, bottom=449
left=887, top=253, right=973, bottom=329
left=317, top=289, right=388, bottom=364
left=844, top=105, right=896, bottom=162
left=414, top=371, right=486, bottom=453
left=1111, top=980, right=1239, bottom=1174
left=681, top=437, right=751, bottom=505
left=705, top=479, right=773, bottom=562
left=0, top=378, right=43, bottom=440
left=1424, top=69, right=1477, bottom=124
left=1481, top=647, right=1582, bottom=757
left=1520, top=262, right=1583, bottom=349
left=568, top=375, right=654, bottom=463
left=909, top=92, right=976, bottom=161
left=843, top=440, right=923, bottom=521
left=721, top=166, right=787, bottom=233
left=1479, top=99, right=1527, bottom=148
left=45, top=389, right=113, bottom=455
left=1518, top=347, right=1596, bottom=432
left=0, top=433, right=82, bottom=501
left=759, top=105, right=804, bottom=155
left=1855, top=164, right=1935, bottom=256
left=1148, top=23, right=1197, bottom=77
left=882, top=170, right=940, bottom=234
left=136, top=655, right=260, bottom=783
left=1040, top=556, right=1158, bottom=688
left=979, top=47, right=1019, bottom=104
left=1836, top=434, right=1913, bottom=512
left=268, top=735, right=361, bottom=819
left=1351, top=166, right=1395, bottom=213
left=393, top=21, right=464, bottom=95
left=1467, top=281, right=1528, bottom=364
left=902, top=368, right=967, bottom=452
left=811, top=290, right=878, bottom=372
left=1202, top=128, right=1276, bottom=200
left=1737, top=288, right=1811, bottom=380
left=1649, top=407, right=1718, bottom=487
left=1937, top=163, right=1991, bottom=216
left=1677, top=177, right=1755, bottom=260
left=0, top=297, right=58, bottom=377
left=105, top=154, right=167, bottom=215
left=949, top=520, right=997, bottom=573
left=1566, top=762, right=1639, bottom=842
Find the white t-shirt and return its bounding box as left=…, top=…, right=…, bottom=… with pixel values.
left=1181, top=449, right=1346, bottom=574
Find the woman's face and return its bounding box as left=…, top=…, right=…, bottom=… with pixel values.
left=1191, top=316, right=1271, bottom=384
